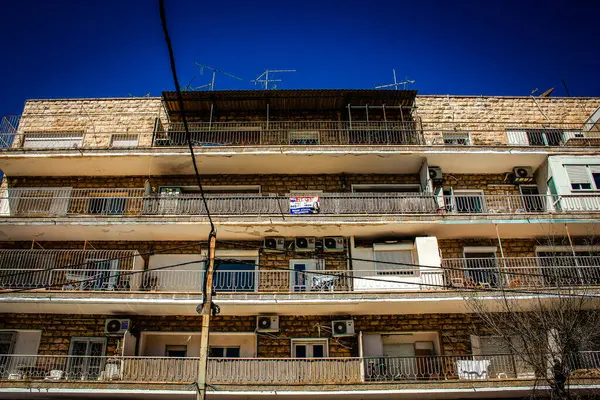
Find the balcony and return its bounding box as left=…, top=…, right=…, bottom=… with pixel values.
left=2, top=249, right=600, bottom=295
left=3, top=188, right=600, bottom=218
left=0, top=353, right=598, bottom=386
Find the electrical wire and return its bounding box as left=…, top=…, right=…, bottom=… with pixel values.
left=0, top=242, right=204, bottom=280
left=214, top=257, right=600, bottom=299
left=158, top=0, right=214, bottom=235
left=0, top=258, right=206, bottom=295
left=216, top=240, right=584, bottom=280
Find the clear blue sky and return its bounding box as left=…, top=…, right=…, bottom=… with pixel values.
left=0, top=0, right=598, bottom=115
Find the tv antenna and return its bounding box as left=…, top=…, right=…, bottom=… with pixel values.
left=252, top=69, right=296, bottom=90
left=180, top=76, right=196, bottom=91
left=375, top=69, right=415, bottom=90
left=193, top=63, right=243, bottom=91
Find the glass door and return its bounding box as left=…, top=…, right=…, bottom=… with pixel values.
left=290, top=260, right=317, bottom=292
left=463, top=252, right=500, bottom=287
left=520, top=186, right=544, bottom=212
left=67, top=338, right=106, bottom=380
left=292, top=340, right=327, bottom=358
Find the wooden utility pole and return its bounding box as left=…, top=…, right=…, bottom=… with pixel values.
left=197, top=234, right=216, bottom=400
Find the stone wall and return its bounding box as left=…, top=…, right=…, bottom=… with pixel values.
left=14, top=98, right=163, bottom=148
left=11, top=95, right=600, bottom=149
left=414, top=96, right=600, bottom=146
left=6, top=173, right=527, bottom=195
left=0, top=313, right=483, bottom=358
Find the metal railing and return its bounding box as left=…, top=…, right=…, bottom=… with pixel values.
left=4, top=120, right=597, bottom=150
left=4, top=189, right=600, bottom=217
left=0, top=249, right=140, bottom=290
left=1, top=353, right=598, bottom=384
left=442, top=256, right=600, bottom=289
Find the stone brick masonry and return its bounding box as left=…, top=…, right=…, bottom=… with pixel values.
left=0, top=313, right=484, bottom=358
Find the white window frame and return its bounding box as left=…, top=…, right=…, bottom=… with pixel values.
left=289, top=259, right=319, bottom=292
left=373, top=243, right=417, bottom=276
left=68, top=337, right=107, bottom=356
left=291, top=338, right=329, bottom=358
left=351, top=184, right=421, bottom=193
left=452, top=189, right=486, bottom=213
left=564, top=164, right=600, bottom=191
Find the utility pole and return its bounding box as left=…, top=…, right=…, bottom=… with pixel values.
left=196, top=233, right=217, bottom=400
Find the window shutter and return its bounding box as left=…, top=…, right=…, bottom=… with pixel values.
left=506, top=129, right=528, bottom=145
left=565, top=165, right=590, bottom=184
left=589, top=165, right=600, bottom=175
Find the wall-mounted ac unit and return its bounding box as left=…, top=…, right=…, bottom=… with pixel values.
left=264, top=237, right=285, bottom=252
left=332, top=320, right=355, bottom=337
left=256, top=316, right=280, bottom=332
left=513, top=167, right=535, bottom=183
left=104, top=319, right=131, bottom=335
left=323, top=237, right=344, bottom=252
left=429, top=167, right=443, bottom=181
left=295, top=237, right=316, bottom=252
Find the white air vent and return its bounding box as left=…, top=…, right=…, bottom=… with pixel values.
left=264, top=237, right=285, bottom=252
left=332, top=320, right=355, bottom=337
left=256, top=316, right=280, bottom=332
left=104, top=319, right=131, bottom=335
left=295, top=237, right=316, bottom=252
left=323, top=237, right=344, bottom=252
left=429, top=167, right=443, bottom=181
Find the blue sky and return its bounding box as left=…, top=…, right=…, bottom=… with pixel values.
left=0, top=0, right=598, bottom=115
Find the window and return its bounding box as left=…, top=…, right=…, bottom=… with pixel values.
left=565, top=165, right=600, bottom=191
left=441, top=131, right=470, bottom=145
left=22, top=132, right=84, bottom=149
left=291, top=339, right=328, bottom=358
left=67, top=337, right=106, bottom=380
left=111, top=134, right=139, bottom=148
left=165, top=345, right=187, bottom=357
left=209, top=347, right=240, bottom=358
left=373, top=244, right=416, bottom=276
left=506, top=128, right=564, bottom=146
left=453, top=190, right=485, bottom=213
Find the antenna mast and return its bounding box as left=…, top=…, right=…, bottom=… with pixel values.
left=375, top=69, right=415, bottom=90
left=193, top=63, right=243, bottom=91
left=252, top=69, right=296, bottom=90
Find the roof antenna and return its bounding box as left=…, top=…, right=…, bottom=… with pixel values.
left=193, top=63, right=243, bottom=91
left=251, top=69, right=296, bottom=90
left=375, top=69, right=415, bottom=90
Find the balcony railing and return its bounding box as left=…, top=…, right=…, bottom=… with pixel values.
left=4, top=120, right=596, bottom=150
left=2, top=249, right=600, bottom=293
left=1, top=352, right=598, bottom=384
left=3, top=189, right=600, bottom=217
left=0, top=249, right=141, bottom=291
left=443, top=256, right=600, bottom=289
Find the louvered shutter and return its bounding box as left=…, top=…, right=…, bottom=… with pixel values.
left=588, top=165, right=600, bottom=175
left=565, top=165, right=591, bottom=184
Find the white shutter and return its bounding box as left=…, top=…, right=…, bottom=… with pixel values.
left=506, top=129, right=528, bottom=145
left=565, top=165, right=591, bottom=184
left=588, top=165, right=600, bottom=175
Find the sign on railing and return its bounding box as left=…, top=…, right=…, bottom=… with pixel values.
left=289, top=196, right=320, bottom=215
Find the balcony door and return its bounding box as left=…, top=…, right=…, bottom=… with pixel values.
left=519, top=185, right=545, bottom=212
left=0, top=332, right=15, bottom=378
left=292, top=339, right=328, bottom=358
left=290, top=260, right=318, bottom=292
left=463, top=249, right=501, bottom=287
left=67, top=337, right=106, bottom=380
left=213, top=259, right=256, bottom=292
left=453, top=190, right=485, bottom=213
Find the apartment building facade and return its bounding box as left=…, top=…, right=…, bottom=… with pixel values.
left=0, top=89, right=599, bottom=399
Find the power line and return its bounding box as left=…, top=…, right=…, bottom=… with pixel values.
left=216, top=240, right=580, bottom=280
left=159, top=0, right=215, bottom=236
left=0, top=242, right=204, bottom=281
left=214, top=257, right=600, bottom=300
left=0, top=258, right=206, bottom=295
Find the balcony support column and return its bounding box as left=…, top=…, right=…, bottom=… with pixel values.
left=495, top=224, right=508, bottom=287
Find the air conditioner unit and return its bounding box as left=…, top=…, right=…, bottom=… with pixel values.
left=332, top=320, right=355, bottom=337
left=513, top=166, right=534, bottom=179
left=264, top=237, right=285, bottom=252
left=323, top=237, right=344, bottom=252
left=256, top=316, right=280, bottom=332
left=295, top=237, right=316, bottom=252
left=104, top=319, right=131, bottom=335
left=429, top=167, right=443, bottom=181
